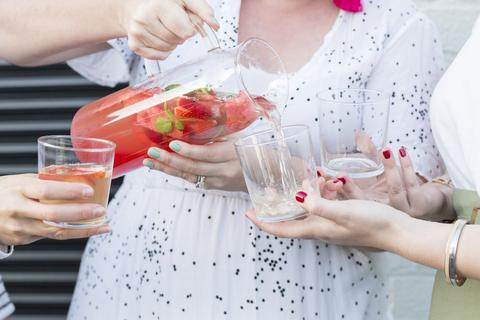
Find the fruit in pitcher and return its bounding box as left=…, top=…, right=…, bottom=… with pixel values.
left=224, top=90, right=258, bottom=132
left=72, top=82, right=276, bottom=178
left=174, top=99, right=213, bottom=120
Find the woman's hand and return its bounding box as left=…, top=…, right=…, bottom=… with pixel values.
left=315, top=173, right=344, bottom=200
left=120, top=0, right=219, bottom=60
left=246, top=186, right=409, bottom=249
left=144, top=140, right=247, bottom=192
left=335, top=147, right=454, bottom=221
left=0, top=174, right=110, bottom=246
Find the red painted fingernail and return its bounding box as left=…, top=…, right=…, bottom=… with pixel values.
left=316, top=170, right=322, bottom=177
left=333, top=179, right=340, bottom=184
left=337, top=177, right=346, bottom=185
left=382, top=150, right=391, bottom=159
left=295, top=191, right=308, bottom=203
left=399, top=147, right=407, bottom=158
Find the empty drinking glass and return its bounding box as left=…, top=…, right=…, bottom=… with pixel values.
left=316, top=89, right=389, bottom=179
left=235, top=125, right=317, bottom=222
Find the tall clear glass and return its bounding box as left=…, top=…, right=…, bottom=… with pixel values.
left=316, top=89, right=389, bottom=179
left=235, top=125, right=318, bottom=222
left=38, top=135, right=115, bottom=229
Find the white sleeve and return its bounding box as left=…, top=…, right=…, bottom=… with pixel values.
left=0, top=275, right=14, bottom=320
left=0, top=246, right=13, bottom=260
left=459, top=19, right=480, bottom=195
left=366, top=13, right=445, bottom=180
left=431, top=19, right=480, bottom=194
left=67, top=38, right=136, bottom=87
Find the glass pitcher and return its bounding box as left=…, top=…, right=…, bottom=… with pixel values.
left=71, top=28, right=288, bottom=179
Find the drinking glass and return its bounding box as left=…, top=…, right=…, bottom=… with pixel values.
left=316, top=89, right=389, bottom=179
left=38, top=135, right=115, bottom=229
left=235, top=125, right=318, bottom=222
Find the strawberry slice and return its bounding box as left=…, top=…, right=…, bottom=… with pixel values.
left=224, top=90, right=258, bottom=132
left=253, top=96, right=276, bottom=112
left=174, top=98, right=213, bottom=120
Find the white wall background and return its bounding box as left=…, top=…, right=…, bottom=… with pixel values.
left=418, top=0, right=480, bottom=64
left=387, top=1, right=480, bottom=320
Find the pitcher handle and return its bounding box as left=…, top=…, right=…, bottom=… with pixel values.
left=145, top=14, right=220, bottom=77
left=193, top=21, right=221, bottom=52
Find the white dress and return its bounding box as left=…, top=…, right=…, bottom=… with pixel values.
left=431, top=16, right=480, bottom=194
left=67, top=0, right=444, bottom=319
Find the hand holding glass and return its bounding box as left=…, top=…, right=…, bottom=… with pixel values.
left=38, top=136, right=115, bottom=229
left=235, top=125, right=318, bottom=222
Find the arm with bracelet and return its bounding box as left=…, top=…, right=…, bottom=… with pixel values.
left=247, top=15, right=480, bottom=320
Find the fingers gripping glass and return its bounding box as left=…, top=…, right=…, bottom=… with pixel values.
left=37, top=136, right=115, bottom=229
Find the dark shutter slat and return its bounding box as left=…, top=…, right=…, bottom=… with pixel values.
left=0, top=165, right=38, bottom=175
left=0, top=121, right=71, bottom=133
left=6, top=251, right=83, bottom=262
left=0, top=76, right=91, bottom=89
left=9, top=316, right=66, bottom=320
left=0, top=60, right=125, bottom=319
left=0, top=143, right=37, bottom=154
left=0, top=98, right=92, bottom=111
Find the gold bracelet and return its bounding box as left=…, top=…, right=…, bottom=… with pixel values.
left=444, top=219, right=468, bottom=286
left=432, top=176, right=453, bottom=188
left=471, top=207, right=479, bottom=225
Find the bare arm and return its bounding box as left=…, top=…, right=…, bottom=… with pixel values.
left=0, top=0, right=123, bottom=66
left=247, top=182, right=480, bottom=281
left=0, top=0, right=218, bottom=66
left=391, top=217, right=480, bottom=281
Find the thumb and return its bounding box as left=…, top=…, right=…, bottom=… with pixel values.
left=184, top=0, right=219, bottom=30
left=296, top=191, right=345, bottom=222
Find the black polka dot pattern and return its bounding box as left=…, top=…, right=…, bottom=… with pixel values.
left=67, top=0, right=443, bottom=319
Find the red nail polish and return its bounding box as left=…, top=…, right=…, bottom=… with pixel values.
left=338, top=177, right=346, bottom=184
left=399, top=147, right=407, bottom=158
left=316, top=170, right=322, bottom=177
left=295, top=191, right=308, bottom=203
left=382, top=150, right=391, bottom=159
left=333, top=179, right=340, bottom=184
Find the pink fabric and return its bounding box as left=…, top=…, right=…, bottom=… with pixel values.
left=333, top=0, right=363, bottom=13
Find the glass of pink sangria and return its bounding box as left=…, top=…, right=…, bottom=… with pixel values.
left=71, top=37, right=288, bottom=178
left=38, top=135, right=115, bottom=229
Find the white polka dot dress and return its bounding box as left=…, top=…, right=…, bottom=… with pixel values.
left=66, top=0, right=444, bottom=319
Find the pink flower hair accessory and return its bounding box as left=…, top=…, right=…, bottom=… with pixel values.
left=333, top=0, right=363, bottom=13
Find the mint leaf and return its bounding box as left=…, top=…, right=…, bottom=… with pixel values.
left=197, top=87, right=210, bottom=94
left=165, top=84, right=181, bottom=91
left=154, top=117, right=173, bottom=134
left=165, top=108, right=174, bottom=120
left=184, top=86, right=211, bottom=97
left=175, top=120, right=185, bottom=131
